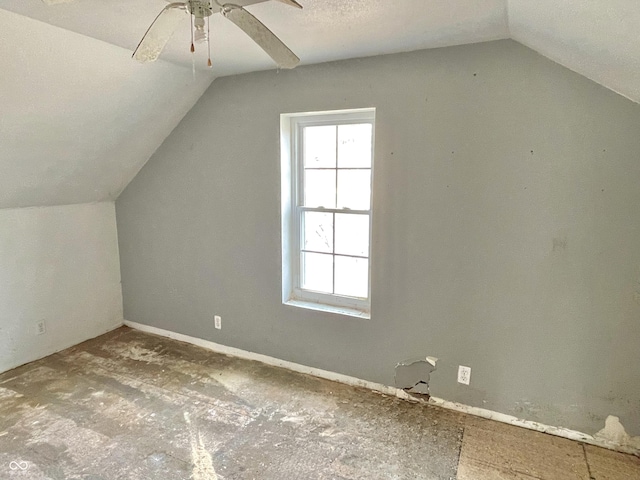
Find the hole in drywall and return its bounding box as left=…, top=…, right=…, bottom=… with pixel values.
left=395, top=357, right=437, bottom=398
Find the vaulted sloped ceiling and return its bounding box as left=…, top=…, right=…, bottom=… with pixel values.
left=0, top=9, right=213, bottom=209
left=0, top=0, right=638, bottom=208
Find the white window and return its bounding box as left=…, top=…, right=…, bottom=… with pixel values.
left=281, top=109, right=375, bottom=318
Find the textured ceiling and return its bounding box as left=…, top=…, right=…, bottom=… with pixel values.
left=509, top=0, right=640, bottom=103
left=0, top=0, right=509, bottom=76
left=0, top=0, right=638, bottom=208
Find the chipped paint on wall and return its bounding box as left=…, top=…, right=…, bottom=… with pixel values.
left=594, top=416, right=640, bottom=451
left=395, top=357, right=438, bottom=396
left=512, top=400, right=542, bottom=418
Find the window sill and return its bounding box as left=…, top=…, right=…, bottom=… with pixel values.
left=284, top=299, right=370, bottom=319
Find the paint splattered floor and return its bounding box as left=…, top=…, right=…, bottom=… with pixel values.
left=0, top=327, right=638, bottom=480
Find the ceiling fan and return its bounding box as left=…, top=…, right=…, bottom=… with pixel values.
left=132, top=0, right=302, bottom=69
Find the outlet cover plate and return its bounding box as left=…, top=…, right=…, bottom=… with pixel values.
left=458, top=365, right=471, bottom=385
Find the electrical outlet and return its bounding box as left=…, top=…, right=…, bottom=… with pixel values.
left=214, top=315, right=222, bottom=330
left=458, top=365, right=471, bottom=385
left=36, top=321, right=46, bottom=335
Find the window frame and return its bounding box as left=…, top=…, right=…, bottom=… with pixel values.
left=280, top=108, right=375, bottom=318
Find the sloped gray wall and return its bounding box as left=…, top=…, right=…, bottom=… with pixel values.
left=116, top=40, right=640, bottom=437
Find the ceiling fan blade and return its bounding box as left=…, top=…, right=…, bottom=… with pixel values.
left=273, top=0, right=303, bottom=8
left=133, top=2, right=188, bottom=63
left=224, top=6, right=300, bottom=69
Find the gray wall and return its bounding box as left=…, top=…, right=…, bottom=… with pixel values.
left=116, top=40, right=640, bottom=436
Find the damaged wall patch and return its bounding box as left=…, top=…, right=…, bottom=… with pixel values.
left=594, top=415, right=640, bottom=451
left=395, top=357, right=437, bottom=396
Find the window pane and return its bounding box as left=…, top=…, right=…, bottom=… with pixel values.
left=301, top=252, right=333, bottom=294
left=337, top=169, right=371, bottom=210
left=304, top=126, right=336, bottom=168
left=338, top=124, right=372, bottom=168
left=303, top=211, right=333, bottom=253
left=304, top=169, right=336, bottom=208
left=335, top=256, right=369, bottom=298
left=335, top=213, right=369, bottom=257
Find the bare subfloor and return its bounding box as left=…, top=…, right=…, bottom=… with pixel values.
left=0, top=328, right=638, bottom=480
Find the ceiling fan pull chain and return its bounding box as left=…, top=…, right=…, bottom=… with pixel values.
left=190, top=12, right=196, bottom=78
left=190, top=13, right=195, bottom=53
left=207, top=16, right=212, bottom=68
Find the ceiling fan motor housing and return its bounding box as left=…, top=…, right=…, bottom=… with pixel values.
left=188, top=0, right=213, bottom=18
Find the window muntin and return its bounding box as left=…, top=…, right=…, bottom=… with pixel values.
left=283, top=109, right=375, bottom=316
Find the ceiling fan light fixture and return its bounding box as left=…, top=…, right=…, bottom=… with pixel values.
left=193, top=16, right=207, bottom=43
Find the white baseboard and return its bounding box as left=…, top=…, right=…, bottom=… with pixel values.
left=123, top=320, right=638, bottom=456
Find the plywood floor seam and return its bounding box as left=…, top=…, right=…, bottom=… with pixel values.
left=0, top=327, right=638, bottom=479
